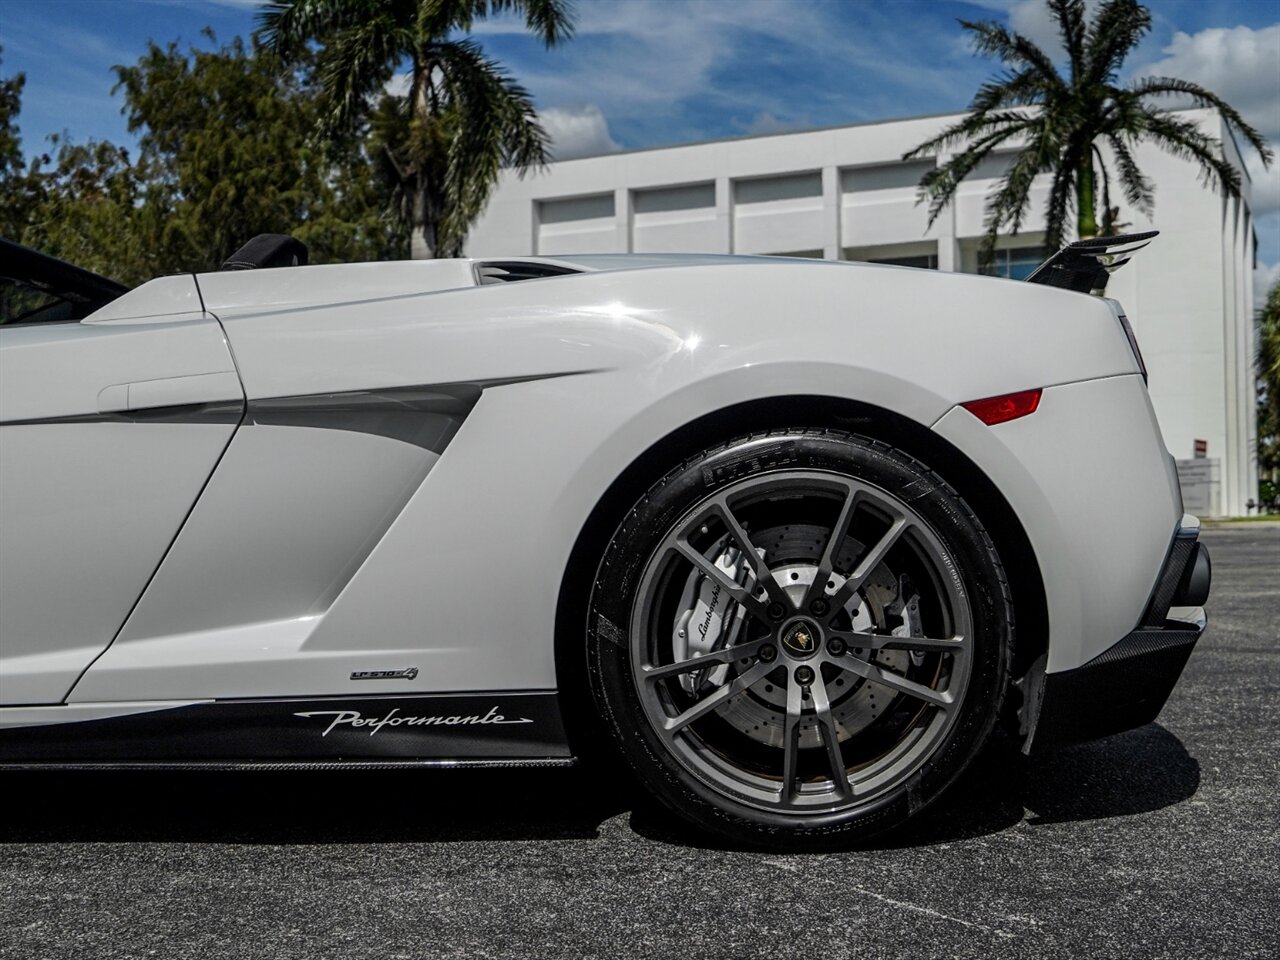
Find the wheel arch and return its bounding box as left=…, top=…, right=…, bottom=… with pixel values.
left=553, top=394, right=1048, bottom=756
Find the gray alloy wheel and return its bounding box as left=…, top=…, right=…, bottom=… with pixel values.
left=587, top=430, right=1010, bottom=847
left=632, top=471, right=973, bottom=814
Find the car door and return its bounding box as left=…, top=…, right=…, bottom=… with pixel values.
left=0, top=271, right=244, bottom=705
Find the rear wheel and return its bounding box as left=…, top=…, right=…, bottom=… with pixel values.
left=586, top=430, right=1011, bottom=848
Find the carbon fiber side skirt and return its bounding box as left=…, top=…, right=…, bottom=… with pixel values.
left=0, top=692, right=572, bottom=764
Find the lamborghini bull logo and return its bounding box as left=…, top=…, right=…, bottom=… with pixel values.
left=781, top=620, right=819, bottom=658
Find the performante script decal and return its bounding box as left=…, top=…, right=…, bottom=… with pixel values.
left=295, top=706, right=534, bottom=737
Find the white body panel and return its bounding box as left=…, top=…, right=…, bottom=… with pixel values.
left=934, top=374, right=1181, bottom=670
left=0, top=293, right=242, bottom=704
left=0, top=254, right=1180, bottom=726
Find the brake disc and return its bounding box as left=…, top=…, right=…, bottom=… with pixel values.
left=670, top=523, right=921, bottom=750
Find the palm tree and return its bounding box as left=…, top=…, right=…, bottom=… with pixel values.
left=259, top=0, right=573, bottom=258
left=904, top=0, right=1272, bottom=265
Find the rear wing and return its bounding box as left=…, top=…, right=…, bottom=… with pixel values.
left=1025, top=231, right=1158, bottom=296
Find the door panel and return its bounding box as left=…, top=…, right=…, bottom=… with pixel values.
left=0, top=308, right=243, bottom=704
left=70, top=391, right=468, bottom=702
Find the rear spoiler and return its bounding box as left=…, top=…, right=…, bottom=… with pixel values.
left=1025, top=231, right=1158, bottom=296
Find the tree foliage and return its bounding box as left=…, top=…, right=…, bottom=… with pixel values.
left=1259, top=282, right=1280, bottom=509
left=0, top=49, right=46, bottom=245
left=904, top=0, right=1273, bottom=264
left=259, top=0, right=574, bottom=258
left=1, top=34, right=405, bottom=285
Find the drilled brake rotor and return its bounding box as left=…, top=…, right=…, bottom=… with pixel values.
left=676, top=523, right=914, bottom=750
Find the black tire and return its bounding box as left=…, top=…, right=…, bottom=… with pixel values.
left=585, top=429, right=1012, bottom=849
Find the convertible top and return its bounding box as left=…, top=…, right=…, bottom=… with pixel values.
left=0, top=238, right=129, bottom=324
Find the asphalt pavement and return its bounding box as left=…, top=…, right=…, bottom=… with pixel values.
left=1, top=527, right=1276, bottom=959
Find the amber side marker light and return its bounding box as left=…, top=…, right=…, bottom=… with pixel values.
left=962, top=388, right=1043, bottom=426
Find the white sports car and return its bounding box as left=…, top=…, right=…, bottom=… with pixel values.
left=0, top=232, right=1210, bottom=847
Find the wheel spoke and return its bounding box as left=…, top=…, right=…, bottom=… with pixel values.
left=808, top=672, right=852, bottom=800
left=780, top=671, right=805, bottom=803
left=830, top=630, right=966, bottom=654
left=834, top=655, right=953, bottom=708
left=828, top=513, right=910, bottom=611
left=663, top=659, right=774, bottom=733
left=673, top=538, right=771, bottom=624
left=875, top=633, right=966, bottom=653
left=707, top=498, right=794, bottom=612
left=802, top=484, right=861, bottom=612
left=641, top=637, right=770, bottom=682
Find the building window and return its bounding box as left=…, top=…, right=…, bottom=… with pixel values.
left=840, top=160, right=934, bottom=194
left=538, top=193, right=615, bottom=224
left=734, top=172, right=822, bottom=204
left=633, top=182, right=714, bottom=214
left=981, top=247, right=1044, bottom=280
left=868, top=254, right=937, bottom=270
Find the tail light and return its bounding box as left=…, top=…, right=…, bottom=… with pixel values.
left=962, top=388, right=1042, bottom=425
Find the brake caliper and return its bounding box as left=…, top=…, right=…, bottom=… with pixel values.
left=671, top=543, right=758, bottom=695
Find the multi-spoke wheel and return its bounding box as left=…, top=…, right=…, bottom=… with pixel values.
left=587, top=430, right=1011, bottom=848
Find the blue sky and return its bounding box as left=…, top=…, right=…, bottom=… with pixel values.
left=3, top=0, right=1278, bottom=287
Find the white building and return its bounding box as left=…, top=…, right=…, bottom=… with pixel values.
left=467, top=108, right=1260, bottom=516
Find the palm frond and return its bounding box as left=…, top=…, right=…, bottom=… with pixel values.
left=917, top=126, right=1025, bottom=225
left=960, top=19, right=1065, bottom=92
left=257, top=0, right=385, bottom=58
left=903, top=110, right=1032, bottom=160
left=1084, top=0, right=1151, bottom=86
left=433, top=38, right=548, bottom=254
left=982, top=146, right=1043, bottom=240
left=420, top=0, right=573, bottom=46
left=1135, top=109, right=1243, bottom=197
left=1104, top=133, right=1154, bottom=215
left=314, top=15, right=409, bottom=131
left=481, top=0, right=575, bottom=45
left=905, top=0, right=1267, bottom=260
left=969, top=68, right=1054, bottom=113
left=1042, top=151, right=1078, bottom=251
left=1048, top=0, right=1088, bottom=80
left=1131, top=76, right=1275, bottom=165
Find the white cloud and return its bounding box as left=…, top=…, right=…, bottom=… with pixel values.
left=472, top=0, right=970, bottom=133
left=1008, top=0, right=1066, bottom=52
left=1248, top=148, right=1280, bottom=219
left=496, top=1, right=826, bottom=113
left=1007, top=0, right=1103, bottom=56
left=733, top=112, right=811, bottom=137
left=1133, top=23, right=1280, bottom=288
left=385, top=72, right=411, bottom=98
left=1136, top=26, right=1280, bottom=141
left=377, top=85, right=620, bottom=161
left=540, top=104, right=620, bottom=160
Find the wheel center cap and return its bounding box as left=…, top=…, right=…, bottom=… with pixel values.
left=780, top=618, right=821, bottom=659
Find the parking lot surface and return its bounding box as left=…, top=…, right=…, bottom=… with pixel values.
left=1, top=527, right=1276, bottom=959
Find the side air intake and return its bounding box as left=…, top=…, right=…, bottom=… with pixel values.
left=475, top=261, right=582, bottom=285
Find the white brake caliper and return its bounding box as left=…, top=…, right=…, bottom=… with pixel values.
left=672, top=544, right=762, bottom=695
left=885, top=574, right=927, bottom=666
